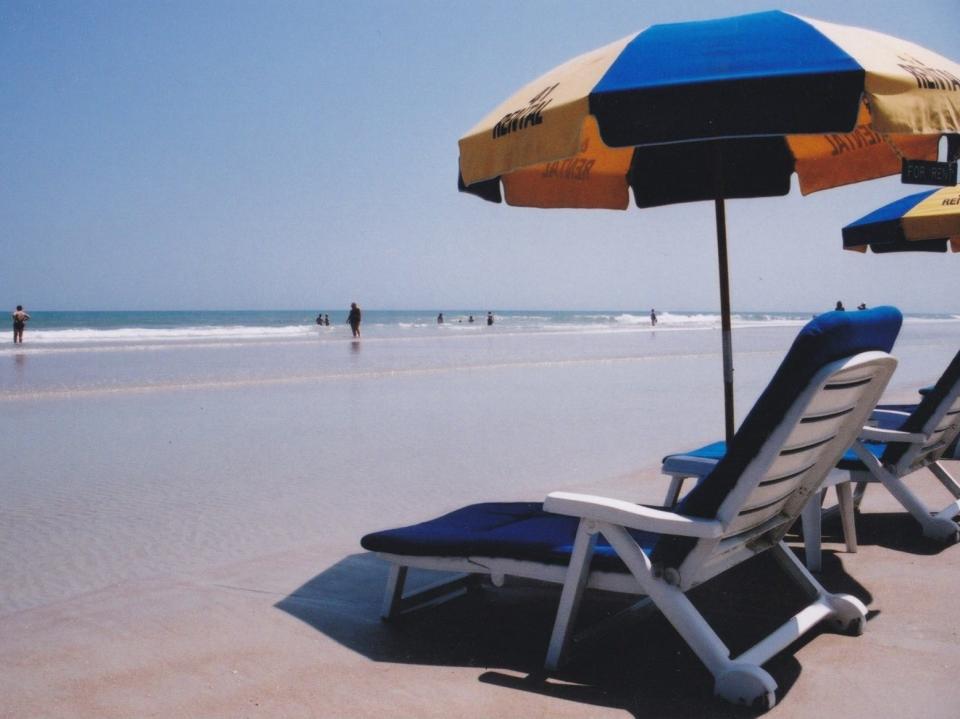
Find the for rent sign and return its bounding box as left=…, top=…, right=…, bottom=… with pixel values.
left=901, top=159, right=958, bottom=186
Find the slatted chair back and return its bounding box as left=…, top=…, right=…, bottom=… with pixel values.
left=884, top=349, right=960, bottom=473
left=650, top=307, right=901, bottom=587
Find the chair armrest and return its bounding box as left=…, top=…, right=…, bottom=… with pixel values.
left=544, top=491, right=724, bottom=538
left=858, top=426, right=927, bottom=443
left=661, top=455, right=719, bottom=479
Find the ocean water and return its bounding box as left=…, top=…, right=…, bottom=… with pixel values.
left=1, top=309, right=958, bottom=615
left=1, top=308, right=957, bottom=398
left=2, top=308, right=818, bottom=348
left=6, top=307, right=959, bottom=343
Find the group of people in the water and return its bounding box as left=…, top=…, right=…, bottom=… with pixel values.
left=834, top=301, right=869, bottom=311
left=316, top=306, right=500, bottom=339
left=436, top=311, right=494, bottom=326
left=316, top=304, right=363, bottom=337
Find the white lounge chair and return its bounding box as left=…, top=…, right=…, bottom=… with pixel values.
left=361, top=307, right=901, bottom=709
left=831, top=349, right=960, bottom=544
left=665, top=350, right=960, bottom=570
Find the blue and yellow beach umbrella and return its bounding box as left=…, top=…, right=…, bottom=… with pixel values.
left=457, top=9, right=960, bottom=439
left=459, top=10, right=959, bottom=209
left=843, top=187, right=960, bottom=253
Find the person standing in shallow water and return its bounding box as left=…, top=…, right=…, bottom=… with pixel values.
left=12, top=305, right=29, bottom=344
left=347, top=302, right=362, bottom=337
left=650, top=308, right=657, bottom=326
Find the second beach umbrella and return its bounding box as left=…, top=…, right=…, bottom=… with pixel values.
left=458, top=10, right=960, bottom=440
left=843, top=186, right=960, bottom=253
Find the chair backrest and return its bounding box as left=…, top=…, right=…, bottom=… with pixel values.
left=882, top=349, right=960, bottom=471
left=650, top=307, right=901, bottom=584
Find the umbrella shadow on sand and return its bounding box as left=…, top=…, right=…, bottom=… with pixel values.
left=276, top=547, right=873, bottom=717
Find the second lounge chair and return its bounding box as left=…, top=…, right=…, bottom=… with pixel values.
left=816, top=348, right=960, bottom=552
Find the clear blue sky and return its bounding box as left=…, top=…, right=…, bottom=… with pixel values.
left=2, top=0, right=958, bottom=313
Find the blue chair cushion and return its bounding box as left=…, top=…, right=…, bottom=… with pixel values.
left=650, top=306, right=902, bottom=569
left=665, top=438, right=887, bottom=477
left=360, top=501, right=659, bottom=573
left=833, top=406, right=907, bottom=470
left=834, top=441, right=885, bottom=470
left=663, top=440, right=727, bottom=465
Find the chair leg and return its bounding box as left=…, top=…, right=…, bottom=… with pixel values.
left=380, top=564, right=480, bottom=620
left=836, top=481, right=858, bottom=553
left=852, top=443, right=960, bottom=542
left=663, top=476, right=686, bottom=507
left=930, top=462, right=960, bottom=528
left=852, top=480, right=868, bottom=509
left=876, top=465, right=959, bottom=542
left=649, top=574, right=777, bottom=709
left=545, top=520, right=598, bottom=671
left=382, top=564, right=408, bottom=620
left=772, top=542, right=867, bottom=636
left=930, top=461, right=960, bottom=499
left=801, top=490, right=824, bottom=572
left=599, top=522, right=779, bottom=709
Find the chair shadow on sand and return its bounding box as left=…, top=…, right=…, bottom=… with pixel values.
left=276, top=545, right=874, bottom=717
left=788, top=507, right=956, bottom=558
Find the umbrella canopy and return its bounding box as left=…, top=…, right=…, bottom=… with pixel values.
left=843, top=186, right=960, bottom=253
left=458, top=11, right=959, bottom=208
left=457, top=10, right=960, bottom=440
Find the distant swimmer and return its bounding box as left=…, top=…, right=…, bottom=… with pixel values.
left=11, top=305, right=29, bottom=344
left=347, top=302, right=362, bottom=338
left=857, top=303, right=867, bottom=310
left=437, top=312, right=444, bottom=324
left=316, top=313, right=323, bottom=325
left=487, top=312, right=493, bottom=326
left=835, top=301, right=845, bottom=311
left=324, top=314, right=330, bottom=326
left=468, top=315, right=474, bottom=323
left=650, top=308, right=657, bottom=326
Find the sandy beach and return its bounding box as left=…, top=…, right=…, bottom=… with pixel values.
left=6, top=0, right=960, bottom=715
left=3, top=320, right=960, bottom=717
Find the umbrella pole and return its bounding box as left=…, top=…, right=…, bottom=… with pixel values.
left=715, top=197, right=735, bottom=442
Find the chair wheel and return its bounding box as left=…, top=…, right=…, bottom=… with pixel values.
left=924, top=518, right=960, bottom=544
left=715, top=664, right=777, bottom=709
left=752, top=691, right=775, bottom=712
left=846, top=617, right=865, bottom=636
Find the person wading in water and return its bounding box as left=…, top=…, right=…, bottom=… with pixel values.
left=12, top=305, right=30, bottom=344
left=347, top=302, right=362, bottom=338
